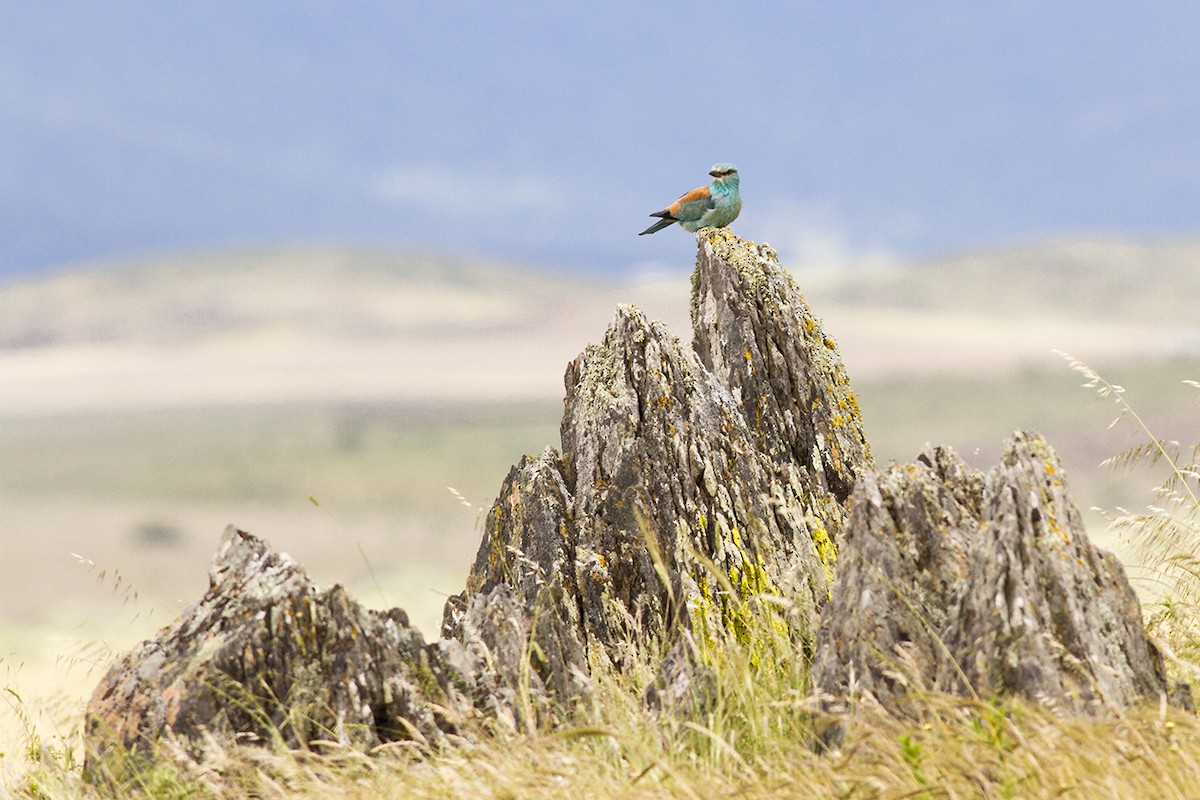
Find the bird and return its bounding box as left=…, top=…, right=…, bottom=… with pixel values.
left=639, top=163, right=742, bottom=235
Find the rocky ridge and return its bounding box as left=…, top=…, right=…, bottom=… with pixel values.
left=84, top=229, right=1183, bottom=767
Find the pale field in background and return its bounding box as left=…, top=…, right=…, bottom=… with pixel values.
left=2, top=240, right=1198, bottom=762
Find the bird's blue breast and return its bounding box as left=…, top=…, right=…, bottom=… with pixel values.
left=680, top=183, right=741, bottom=231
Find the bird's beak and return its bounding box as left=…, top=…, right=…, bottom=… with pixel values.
left=709, top=170, right=720, bottom=177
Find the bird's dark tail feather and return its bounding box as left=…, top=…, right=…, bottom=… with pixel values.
left=639, top=213, right=677, bottom=236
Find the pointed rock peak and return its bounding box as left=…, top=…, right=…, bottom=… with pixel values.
left=691, top=228, right=784, bottom=306
left=689, top=227, right=872, bottom=501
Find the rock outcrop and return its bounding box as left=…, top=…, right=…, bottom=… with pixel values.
left=85, top=229, right=1180, bottom=768
left=809, top=445, right=979, bottom=704
left=442, top=231, right=872, bottom=707
left=86, top=527, right=463, bottom=760
left=938, top=433, right=1170, bottom=711
left=811, top=433, right=1176, bottom=714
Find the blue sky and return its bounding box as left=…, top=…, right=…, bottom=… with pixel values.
left=2, top=2, right=1198, bottom=279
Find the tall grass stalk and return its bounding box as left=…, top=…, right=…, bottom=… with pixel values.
left=1058, top=351, right=1200, bottom=670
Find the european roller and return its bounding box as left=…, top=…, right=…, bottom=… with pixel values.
left=639, top=163, right=742, bottom=235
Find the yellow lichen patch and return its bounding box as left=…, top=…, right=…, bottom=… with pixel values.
left=688, top=574, right=719, bottom=662
left=811, top=520, right=837, bottom=589
left=688, top=518, right=801, bottom=670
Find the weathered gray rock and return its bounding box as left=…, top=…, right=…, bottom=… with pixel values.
left=644, top=634, right=717, bottom=716
left=440, top=581, right=589, bottom=733
left=811, top=445, right=978, bottom=701
left=559, top=305, right=834, bottom=657
left=439, top=449, right=590, bottom=728
left=447, top=309, right=842, bottom=715
left=814, top=432, right=1175, bottom=714
left=936, top=432, right=1170, bottom=712
left=86, top=527, right=464, bottom=764
left=691, top=229, right=872, bottom=501
left=451, top=231, right=872, bottom=702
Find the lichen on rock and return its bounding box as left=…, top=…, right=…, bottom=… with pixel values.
left=935, top=432, right=1172, bottom=712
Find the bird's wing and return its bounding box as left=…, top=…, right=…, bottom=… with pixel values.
left=666, top=185, right=714, bottom=222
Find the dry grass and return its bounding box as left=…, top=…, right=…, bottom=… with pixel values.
left=8, top=634, right=1200, bottom=799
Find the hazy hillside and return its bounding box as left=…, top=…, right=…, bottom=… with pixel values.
left=5, top=237, right=1197, bottom=347
left=0, top=247, right=608, bottom=348
left=0, top=247, right=692, bottom=415
left=824, top=237, right=1200, bottom=324
left=2, top=237, right=1194, bottom=417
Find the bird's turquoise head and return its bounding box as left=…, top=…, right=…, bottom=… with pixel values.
left=708, top=163, right=739, bottom=189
